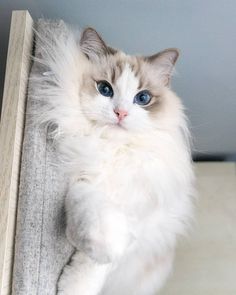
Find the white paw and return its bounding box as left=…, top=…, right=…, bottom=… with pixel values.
left=57, top=252, right=110, bottom=295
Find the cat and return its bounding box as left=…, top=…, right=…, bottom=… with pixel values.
left=34, top=25, right=194, bottom=295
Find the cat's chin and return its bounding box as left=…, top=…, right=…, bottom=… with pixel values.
left=108, top=123, right=127, bottom=132
left=102, top=122, right=130, bottom=136
left=114, top=122, right=127, bottom=129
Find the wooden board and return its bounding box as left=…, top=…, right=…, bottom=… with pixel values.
left=0, top=10, right=33, bottom=295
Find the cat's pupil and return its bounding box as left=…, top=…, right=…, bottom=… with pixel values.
left=103, top=86, right=109, bottom=94
left=140, top=94, right=145, bottom=102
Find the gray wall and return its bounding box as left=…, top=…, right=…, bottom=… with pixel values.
left=1, top=0, right=236, bottom=159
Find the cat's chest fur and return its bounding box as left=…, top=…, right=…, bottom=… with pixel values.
left=70, top=129, right=177, bottom=220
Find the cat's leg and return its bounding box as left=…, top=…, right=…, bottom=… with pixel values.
left=65, top=181, right=132, bottom=264
left=58, top=181, right=132, bottom=294
left=58, top=251, right=111, bottom=295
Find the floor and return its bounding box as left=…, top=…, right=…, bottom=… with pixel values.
left=160, top=162, right=236, bottom=295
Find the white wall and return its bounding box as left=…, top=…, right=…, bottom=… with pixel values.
left=1, top=0, right=236, bottom=158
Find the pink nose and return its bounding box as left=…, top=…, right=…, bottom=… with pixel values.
left=114, top=109, right=128, bottom=121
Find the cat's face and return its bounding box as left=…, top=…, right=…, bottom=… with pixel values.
left=79, top=28, right=179, bottom=133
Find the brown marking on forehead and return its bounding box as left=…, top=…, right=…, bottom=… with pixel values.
left=80, top=73, right=98, bottom=96
left=138, top=79, right=144, bottom=90
left=131, top=56, right=166, bottom=100
left=111, top=67, right=116, bottom=83
left=116, top=59, right=125, bottom=76
left=109, top=58, right=127, bottom=84
left=80, top=54, right=126, bottom=95
left=127, top=56, right=160, bottom=93
left=131, top=57, right=143, bottom=77
left=88, top=54, right=145, bottom=88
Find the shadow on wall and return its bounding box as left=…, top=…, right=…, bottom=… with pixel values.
left=193, top=153, right=236, bottom=162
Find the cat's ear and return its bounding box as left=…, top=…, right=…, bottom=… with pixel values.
left=80, top=27, right=116, bottom=60
left=145, top=48, right=179, bottom=86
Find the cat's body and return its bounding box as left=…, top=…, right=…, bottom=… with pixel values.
left=34, top=25, right=194, bottom=295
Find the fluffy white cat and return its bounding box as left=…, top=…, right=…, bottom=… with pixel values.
left=33, top=25, right=194, bottom=295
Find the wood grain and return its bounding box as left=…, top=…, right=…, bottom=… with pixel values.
left=0, top=11, right=33, bottom=295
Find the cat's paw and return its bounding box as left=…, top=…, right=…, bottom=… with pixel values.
left=57, top=251, right=110, bottom=295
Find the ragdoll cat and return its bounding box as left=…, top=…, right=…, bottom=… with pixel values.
left=35, top=25, right=194, bottom=295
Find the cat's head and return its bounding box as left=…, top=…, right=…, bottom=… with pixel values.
left=79, top=28, right=180, bottom=133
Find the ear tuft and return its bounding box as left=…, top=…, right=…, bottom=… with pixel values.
left=80, top=27, right=114, bottom=60
left=145, top=48, right=180, bottom=86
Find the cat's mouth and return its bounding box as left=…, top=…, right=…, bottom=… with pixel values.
left=111, top=121, right=127, bottom=130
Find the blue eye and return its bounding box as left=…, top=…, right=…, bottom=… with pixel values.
left=97, top=81, right=113, bottom=97
left=134, top=90, right=152, bottom=105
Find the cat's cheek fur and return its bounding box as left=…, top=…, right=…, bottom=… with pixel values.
left=80, top=93, right=118, bottom=126
left=120, top=106, right=152, bottom=131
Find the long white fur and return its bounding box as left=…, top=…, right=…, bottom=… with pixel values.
left=32, top=24, right=194, bottom=295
